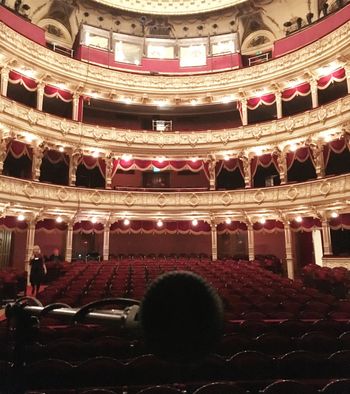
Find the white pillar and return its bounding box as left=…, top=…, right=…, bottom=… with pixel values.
left=31, top=145, right=44, bottom=181
left=276, top=91, right=283, bottom=119
left=241, top=156, right=251, bottom=188
left=69, top=153, right=80, bottom=186
left=345, top=66, right=350, bottom=94
left=310, top=79, right=319, bottom=109
left=105, top=157, right=113, bottom=190
left=103, top=223, right=110, bottom=261
left=211, top=223, right=217, bottom=261
left=72, top=93, right=80, bottom=121
left=208, top=158, right=216, bottom=191
left=312, top=229, right=324, bottom=266
left=1, top=67, right=9, bottom=97
left=247, top=223, right=255, bottom=261
left=36, top=83, right=44, bottom=111
left=241, top=98, right=248, bottom=126
left=321, top=219, right=332, bottom=256
left=65, top=222, right=74, bottom=262
left=25, top=220, right=36, bottom=282
left=284, top=222, right=295, bottom=279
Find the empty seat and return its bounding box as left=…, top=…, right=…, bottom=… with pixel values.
left=320, top=379, right=350, bottom=393
left=137, top=386, right=183, bottom=394
left=193, top=381, right=245, bottom=394
left=227, top=351, right=276, bottom=380
left=260, top=379, right=317, bottom=394
left=277, top=351, right=327, bottom=379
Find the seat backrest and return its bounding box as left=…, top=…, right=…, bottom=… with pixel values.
left=193, top=381, right=245, bottom=394
left=320, top=379, right=350, bottom=394
left=261, top=379, right=318, bottom=394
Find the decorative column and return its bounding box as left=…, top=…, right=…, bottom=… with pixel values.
left=0, top=138, right=8, bottom=174
left=1, top=67, right=9, bottom=97
left=284, top=222, right=295, bottom=279
left=345, top=65, right=350, bottom=94
left=105, top=157, right=113, bottom=190
left=275, top=91, right=283, bottom=119
left=68, top=152, right=80, bottom=186
left=25, top=219, right=36, bottom=281
left=275, top=148, right=288, bottom=184
left=36, top=82, right=45, bottom=111
left=240, top=155, right=251, bottom=188
left=31, top=145, right=44, bottom=181
left=247, top=223, right=255, bottom=261
left=103, top=222, right=111, bottom=261
left=310, top=78, right=319, bottom=109
left=210, top=222, right=218, bottom=261
left=321, top=218, right=332, bottom=256
left=72, top=93, right=80, bottom=121
left=208, top=157, right=216, bottom=191
left=65, top=221, right=74, bottom=262
left=311, top=143, right=325, bottom=179
left=241, top=98, right=248, bottom=126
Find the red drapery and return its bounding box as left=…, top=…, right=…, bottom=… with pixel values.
left=36, top=219, right=67, bottom=233
left=8, top=70, right=38, bottom=91
left=247, top=93, right=276, bottom=110
left=79, top=156, right=106, bottom=178
left=282, top=82, right=311, bottom=101
left=317, top=68, right=346, bottom=90
left=73, top=221, right=104, bottom=234
left=45, top=150, right=69, bottom=165
left=217, top=221, right=247, bottom=234
left=110, top=220, right=211, bottom=235
left=286, top=146, right=313, bottom=170
left=216, top=158, right=244, bottom=178
left=7, top=140, right=32, bottom=159
left=44, top=85, right=73, bottom=102
left=329, top=213, right=350, bottom=230
left=0, top=217, right=27, bottom=232
left=290, top=217, right=321, bottom=232
left=251, top=153, right=279, bottom=178
left=323, top=138, right=349, bottom=167
left=112, top=159, right=209, bottom=179
left=253, top=220, right=284, bottom=233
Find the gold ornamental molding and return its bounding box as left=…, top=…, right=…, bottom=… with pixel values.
left=92, top=0, right=246, bottom=15
left=0, top=174, right=348, bottom=219
left=0, top=19, right=350, bottom=98
left=0, top=94, right=349, bottom=156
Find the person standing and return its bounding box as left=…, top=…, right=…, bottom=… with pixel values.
left=29, top=245, right=46, bottom=296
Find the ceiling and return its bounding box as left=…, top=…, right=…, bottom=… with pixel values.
left=91, top=0, right=247, bottom=15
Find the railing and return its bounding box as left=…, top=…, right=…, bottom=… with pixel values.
left=248, top=53, right=270, bottom=66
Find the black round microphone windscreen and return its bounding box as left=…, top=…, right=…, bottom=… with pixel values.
left=139, top=271, right=224, bottom=362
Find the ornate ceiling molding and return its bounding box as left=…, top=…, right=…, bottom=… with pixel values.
left=0, top=94, right=349, bottom=156
left=92, top=0, right=246, bottom=15
left=0, top=20, right=349, bottom=98
left=0, top=174, right=348, bottom=221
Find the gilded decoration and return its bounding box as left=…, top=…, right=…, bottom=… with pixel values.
left=0, top=19, right=350, bottom=97
left=0, top=94, right=349, bottom=155
left=0, top=174, right=348, bottom=220
left=91, top=0, right=246, bottom=15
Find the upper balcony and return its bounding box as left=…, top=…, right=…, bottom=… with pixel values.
left=0, top=3, right=350, bottom=103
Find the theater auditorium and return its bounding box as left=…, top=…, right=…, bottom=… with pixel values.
left=1, top=0, right=350, bottom=392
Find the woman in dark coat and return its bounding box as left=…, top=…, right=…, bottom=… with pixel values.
left=30, top=245, right=46, bottom=296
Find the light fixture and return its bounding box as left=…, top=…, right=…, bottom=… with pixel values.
left=295, top=216, right=303, bottom=223
left=254, top=147, right=263, bottom=156
left=155, top=100, right=167, bottom=108
left=191, top=157, right=198, bottom=163
left=156, top=157, right=166, bottom=163
left=223, top=155, right=230, bottom=161
left=25, top=134, right=34, bottom=143
left=122, top=154, right=132, bottom=162
left=91, top=217, right=97, bottom=224
left=192, top=219, right=198, bottom=226
left=331, top=212, right=339, bottom=218
left=259, top=218, right=266, bottom=224
left=225, top=218, right=232, bottom=225
left=157, top=219, right=163, bottom=227
left=122, top=97, right=132, bottom=105
left=56, top=83, right=66, bottom=90
left=289, top=143, right=298, bottom=152
left=56, top=216, right=63, bottom=223
left=92, top=151, right=99, bottom=158
left=123, top=218, right=130, bottom=225
left=190, top=99, right=198, bottom=106
left=221, top=95, right=233, bottom=104
left=17, top=214, right=25, bottom=221
left=58, top=146, right=64, bottom=152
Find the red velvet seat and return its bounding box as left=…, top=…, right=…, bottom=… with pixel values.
left=192, top=382, right=245, bottom=394
left=260, top=379, right=318, bottom=394
left=136, top=386, right=183, bottom=393
left=320, top=379, right=350, bottom=394
left=227, top=351, right=276, bottom=380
